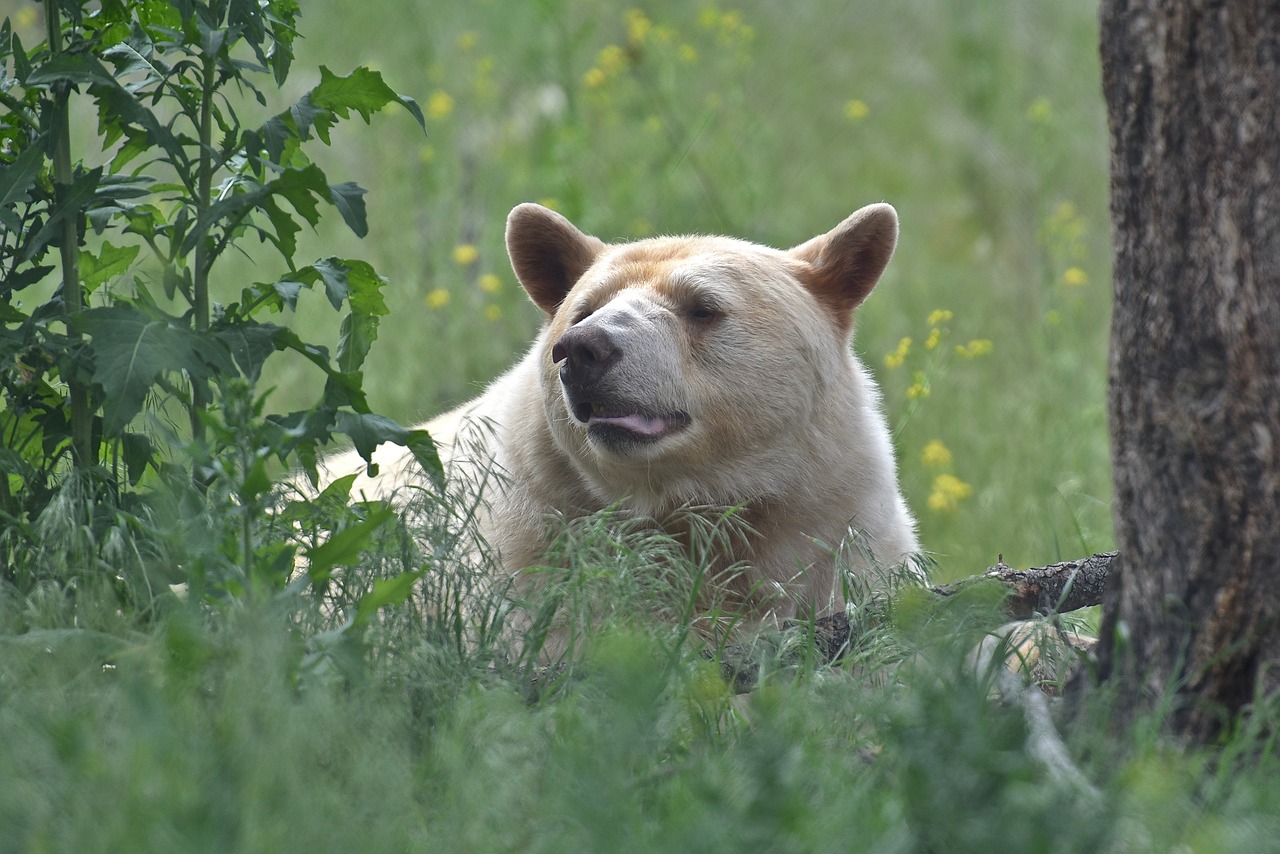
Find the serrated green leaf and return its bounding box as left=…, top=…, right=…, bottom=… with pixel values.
left=78, top=242, right=140, bottom=292
left=309, top=66, right=426, bottom=132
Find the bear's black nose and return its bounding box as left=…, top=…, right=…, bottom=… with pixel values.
left=553, top=324, right=620, bottom=387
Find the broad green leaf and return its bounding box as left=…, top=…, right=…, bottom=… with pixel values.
left=334, top=411, right=443, bottom=486
left=0, top=141, right=44, bottom=212
left=21, top=167, right=103, bottom=263
left=337, top=259, right=388, bottom=315
left=353, top=568, right=426, bottom=628
left=74, top=306, right=235, bottom=433
left=309, top=65, right=426, bottom=132
left=336, top=310, right=378, bottom=374
left=120, top=430, right=154, bottom=485
left=78, top=242, right=140, bottom=292
left=327, top=180, right=367, bottom=237
left=303, top=503, right=395, bottom=585
left=26, top=53, right=118, bottom=88
left=214, top=320, right=280, bottom=381
left=311, top=257, right=350, bottom=309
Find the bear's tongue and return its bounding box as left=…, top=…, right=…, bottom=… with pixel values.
left=589, top=411, right=670, bottom=437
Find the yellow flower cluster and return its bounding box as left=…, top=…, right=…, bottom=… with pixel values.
left=1062, top=266, right=1088, bottom=287
left=452, top=244, right=479, bottom=266
left=954, top=339, right=993, bottom=359
left=920, top=439, right=953, bottom=469
left=585, top=44, right=628, bottom=88
left=906, top=370, right=930, bottom=399
left=844, top=99, right=870, bottom=122
left=699, top=6, right=755, bottom=45
left=626, top=9, right=652, bottom=45
left=426, top=288, right=450, bottom=309
left=1027, top=96, right=1054, bottom=125
left=927, top=474, right=973, bottom=513
left=478, top=273, right=501, bottom=293
left=884, top=336, right=912, bottom=369
left=926, top=309, right=953, bottom=327
left=427, top=90, right=454, bottom=120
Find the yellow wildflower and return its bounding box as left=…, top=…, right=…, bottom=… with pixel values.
left=924, top=328, right=942, bottom=351
left=844, top=99, right=870, bottom=122
left=427, top=90, right=454, bottom=120
left=1062, top=266, right=1089, bottom=286
left=926, top=308, right=953, bottom=327
left=452, top=244, right=479, bottom=266
left=626, top=9, right=652, bottom=45
left=597, top=44, right=626, bottom=75
left=679, top=44, right=699, bottom=64
left=584, top=67, right=607, bottom=88
left=955, top=339, right=993, bottom=359
left=484, top=304, right=502, bottom=321
left=478, top=274, right=501, bottom=293
left=921, top=440, right=952, bottom=469
left=1027, top=96, right=1054, bottom=124
left=884, top=336, right=912, bottom=369
left=457, top=31, right=478, bottom=51
left=426, top=288, right=450, bottom=309
left=698, top=7, right=720, bottom=29
left=907, top=371, right=930, bottom=399
left=927, top=474, right=973, bottom=513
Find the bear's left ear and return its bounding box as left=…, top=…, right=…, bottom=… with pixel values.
left=506, top=203, right=606, bottom=315
left=788, top=203, right=898, bottom=333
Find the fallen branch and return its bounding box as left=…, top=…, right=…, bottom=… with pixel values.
left=724, top=552, right=1116, bottom=689
left=931, top=551, right=1115, bottom=619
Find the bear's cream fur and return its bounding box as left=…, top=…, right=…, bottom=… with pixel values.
left=320, top=203, right=919, bottom=627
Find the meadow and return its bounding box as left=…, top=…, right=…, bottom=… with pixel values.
left=265, top=0, right=1115, bottom=578
left=7, top=1, right=1280, bottom=851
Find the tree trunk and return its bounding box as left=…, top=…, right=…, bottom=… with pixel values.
left=1096, top=0, right=1280, bottom=740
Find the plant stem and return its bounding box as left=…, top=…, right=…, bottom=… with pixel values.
left=189, top=49, right=217, bottom=467
left=44, top=0, right=94, bottom=471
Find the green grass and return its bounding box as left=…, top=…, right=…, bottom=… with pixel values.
left=14, top=2, right=1279, bottom=851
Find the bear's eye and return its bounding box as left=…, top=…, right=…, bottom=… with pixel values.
left=687, top=302, right=720, bottom=323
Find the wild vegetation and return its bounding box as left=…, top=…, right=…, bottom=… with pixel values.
left=2, top=1, right=1278, bottom=851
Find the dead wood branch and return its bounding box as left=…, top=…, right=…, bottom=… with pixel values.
left=721, top=552, right=1115, bottom=691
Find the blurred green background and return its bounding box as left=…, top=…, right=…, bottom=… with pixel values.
left=270, top=0, right=1114, bottom=579
left=16, top=0, right=1110, bottom=578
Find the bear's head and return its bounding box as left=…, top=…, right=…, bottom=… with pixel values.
left=505, top=202, right=898, bottom=510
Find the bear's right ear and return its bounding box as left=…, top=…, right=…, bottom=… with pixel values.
left=788, top=203, right=898, bottom=334
left=506, top=203, right=606, bottom=315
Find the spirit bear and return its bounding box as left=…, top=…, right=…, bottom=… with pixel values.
left=323, top=202, right=920, bottom=626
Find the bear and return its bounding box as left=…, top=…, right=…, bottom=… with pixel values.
left=318, top=202, right=920, bottom=634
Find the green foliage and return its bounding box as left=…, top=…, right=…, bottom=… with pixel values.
left=0, top=0, right=433, bottom=588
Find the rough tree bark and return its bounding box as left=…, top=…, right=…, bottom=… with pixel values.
left=1096, top=0, right=1280, bottom=739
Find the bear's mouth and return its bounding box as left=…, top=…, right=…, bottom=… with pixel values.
left=570, top=400, right=690, bottom=443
